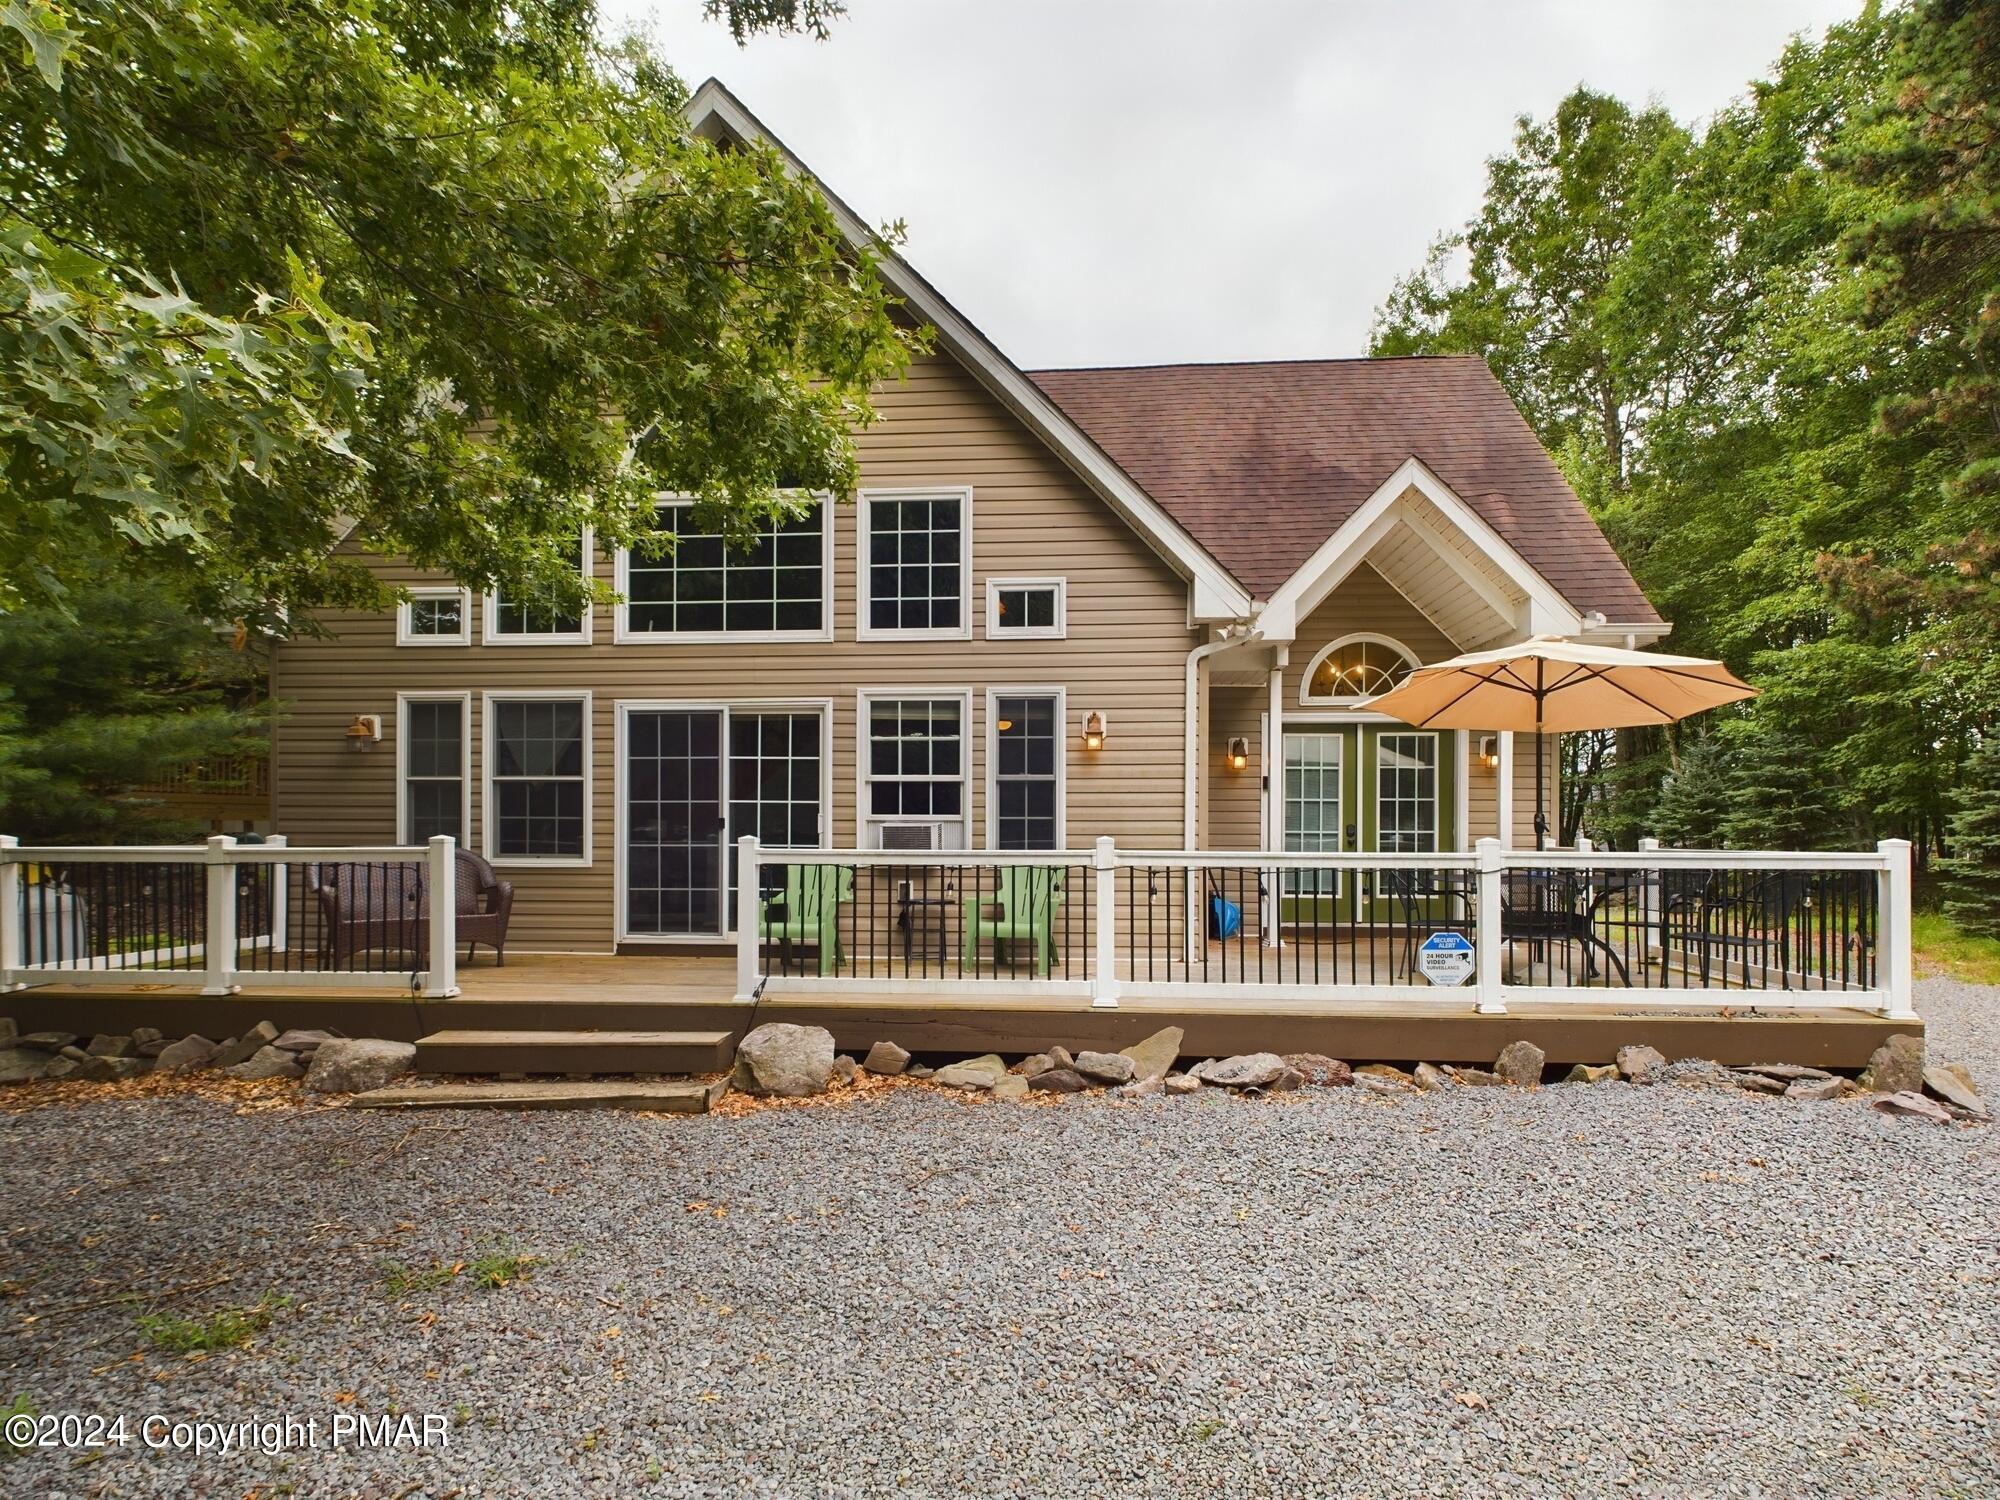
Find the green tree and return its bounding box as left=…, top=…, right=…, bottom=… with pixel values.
left=1938, top=738, right=2000, bottom=937
left=0, top=578, right=268, bottom=843
left=1, top=0, right=914, bottom=628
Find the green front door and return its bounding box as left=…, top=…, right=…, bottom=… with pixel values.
left=1280, top=725, right=1456, bottom=926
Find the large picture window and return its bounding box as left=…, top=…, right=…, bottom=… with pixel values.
left=397, top=695, right=468, bottom=844
left=862, top=694, right=967, bottom=846
left=859, top=489, right=970, bottom=638
left=486, top=694, right=590, bottom=863
left=990, top=692, right=1062, bottom=850
left=484, top=532, right=592, bottom=644
left=619, top=501, right=828, bottom=640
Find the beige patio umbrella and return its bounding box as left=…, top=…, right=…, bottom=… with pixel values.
left=1364, top=636, right=1758, bottom=849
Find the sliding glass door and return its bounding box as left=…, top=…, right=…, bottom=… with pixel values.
left=623, top=706, right=823, bottom=937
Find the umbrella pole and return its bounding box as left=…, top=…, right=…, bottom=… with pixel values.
left=1533, top=661, right=1548, bottom=852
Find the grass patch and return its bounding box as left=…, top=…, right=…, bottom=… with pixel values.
left=381, top=1243, right=543, bottom=1296
left=1911, top=911, right=2000, bottom=985
left=138, top=1292, right=288, bottom=1353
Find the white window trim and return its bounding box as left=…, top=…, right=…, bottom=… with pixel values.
left=482, top=528, right=595, bottom=646
left=855, top=687, right=974, bottom=848
left=1374, top=728, right=1442, bottom=856
left=985, top=576, right=1067, bottom=641
left=395, top=691, right=472, bottom=845
left=396, top=587, right=472, bottom=647
left=983, top=686, right=1068, bottom=851
left=611, top=698, right=835, bottom=945
left=612, top=496, right=834, bottom=645
left=481, top=689, right=593, bottom=868
left=1299, top=631, right=1422, bottom=707
left=856, top=487, right=974, bottom=642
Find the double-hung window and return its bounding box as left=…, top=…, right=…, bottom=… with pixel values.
left=397, top=694, right=468, bottom=844
left=990, top=692, right=1063, bottom=849
left=862, top=694, right=968, bottom=847
left=859, top=489, right=970, bottom=638
left=484, top=531, right=592, bottom=644
left=618, top=499, right=828, bottom=640
left=485, top=693, right=591, bottom=863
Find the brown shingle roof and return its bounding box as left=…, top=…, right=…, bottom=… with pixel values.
left=1027, top=356, right=1661, bottom=626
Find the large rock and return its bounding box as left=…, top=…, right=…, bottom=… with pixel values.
left=1730, top=1071, right=1787, bottom=1096
left=1012, top=1053, right=1056, bottom=1080
left=0, top=1047, right=56, bottom=1084
left=1028, top=1067, right=1088, bottom=1094
left=862, top=1040, right=910, bottom=1076
left=1737, top=1062, right=1832, bottom=1082
left=729, top=1023, right=836, bottom=1098
left=1264, top=1066, right=1306, bottom=1093
left=1872, top=1090, right=1952, bottom=1125
left=1118, top=1027, right=1184, bottom=1085
left=1164, top=1073, right=1201, bottom=1096
left=304, top=1038, right=418, bottom=1095
left=830, top=1054, right=859, bottom=1088
left=1616, top=1044, right=1668, bottom=1085
left=1046, top=1046, right=1075, bottom=1071
left=1112, top=1074, right=1164, bottom=1098
left=86, top=1034, right=134, bottom=1058
left=1493, top=1040, right=1546, bottom=1088
left=1285, top=1053, right=1353, bottom=1088
left=1785, top=1076, right=1845, bottom=1101
left=155, top=1035, right=219, bottom=1072
left=212, top=1021, right=280, bottom=1070
left=229, top=1046, right=302, bottom=1081
left=1073, top=1050, right=1136, bottom=1086
left=989, top=1075, right=1030, bottom=1101
left=933, top=1055, right=1009, bottom=1091
left=1190, top=1053, right=1288, bottom=1089
left=1448, top=1067, right=1508, bottom=1087
left=1412, top=1061, right=1450, bottom=1092
left=1862, top=1034, right=1925, bottom=1095
left=1924, top=1063, right=1987, bottom=1119
left=17, top=1031, right=77, bottom=1052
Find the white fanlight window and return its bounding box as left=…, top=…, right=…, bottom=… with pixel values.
left=1300, top=633, right=1420, bottom=706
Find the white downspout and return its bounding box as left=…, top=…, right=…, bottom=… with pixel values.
left=1183, top=628, right=1247, bottom=851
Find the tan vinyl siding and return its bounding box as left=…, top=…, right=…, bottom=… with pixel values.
left=1206, top=687, right=1264, bottom=850
left=272, top=351, right=1200, bottom=950
left=1284, top=564, right=1458, bottom=702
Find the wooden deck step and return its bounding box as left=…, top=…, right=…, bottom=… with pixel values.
left=413, top=1029, right=733, bottom=1076
left=351, top=1077, right=729, bottom=1113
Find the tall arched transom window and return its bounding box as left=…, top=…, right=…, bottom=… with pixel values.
left=1300, top=633, right=1421, bottom=705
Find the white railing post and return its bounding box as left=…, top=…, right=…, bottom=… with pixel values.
left=1093, top=836, right=1120, bottom=1008
left=735, top=835, right=761, bottom=1002
left=1475, top=836, right=1505, bottom=1014
left=265, top=833, right=289, bottom=956
left=1878, top=837, right=1916, bottom=1020
left=202, top=834, right=239, bottom=995
left=0, top=836, right=20, bottom=990
left=424, top=835, right=460, bottom=998
left=1637, top=836, right=1662, bottom=978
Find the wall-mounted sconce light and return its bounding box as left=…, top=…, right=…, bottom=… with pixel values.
left=1227, top=736, right=1250, bottom=772
left=1478, top=734, right=1500, bottom=771
left=1081, top=710, right=1107, bottom=751
left=346, top=713, right=382, bottom=753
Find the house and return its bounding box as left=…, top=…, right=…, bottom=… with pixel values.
left=267, top=80, right=1666, bottom=958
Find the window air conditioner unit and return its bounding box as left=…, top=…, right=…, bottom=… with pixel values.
left=879, top=823, right=938, bottom=852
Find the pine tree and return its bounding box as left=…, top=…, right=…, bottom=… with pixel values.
left=1716, top=727, right=1844, bottom=851
left=1650, top=735, right=1733, bottom=848
left=1939, top=741, right=2000, bottom=939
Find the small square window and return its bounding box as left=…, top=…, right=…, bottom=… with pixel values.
left=397, top=588, right=471, bottom=646
left=985, top=578, right=1066, bottom=640
left=484, top=532, right=592, bottom=644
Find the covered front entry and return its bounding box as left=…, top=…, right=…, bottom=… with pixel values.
left=617, top=703, right=829, bottom=939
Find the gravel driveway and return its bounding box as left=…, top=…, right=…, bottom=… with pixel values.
left=2, top=978, right=1994, bottom=1499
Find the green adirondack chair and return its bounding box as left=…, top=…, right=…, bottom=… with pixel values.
left=962, top=865, right=1066, bottom=976
left=758, top=863, right=853, bottom=975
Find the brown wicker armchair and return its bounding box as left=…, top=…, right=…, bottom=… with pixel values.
left=453, top=847, right=515, bottom=966
left=305, top=859, right=428, bottom=969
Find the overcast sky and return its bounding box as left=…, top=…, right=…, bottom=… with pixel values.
left=601, top=0, right=1861, bottom=368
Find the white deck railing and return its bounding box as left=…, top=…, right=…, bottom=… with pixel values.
left=1, top=835, right=461, bottom=998
left=738, top=835, right=1916, bottom=1018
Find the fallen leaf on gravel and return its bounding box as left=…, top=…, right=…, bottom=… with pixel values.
left=1453, top=1391, right=1489, bottom=1410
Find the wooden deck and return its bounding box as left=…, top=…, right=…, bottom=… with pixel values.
left=9, top=950, right=1919, bottom=1070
